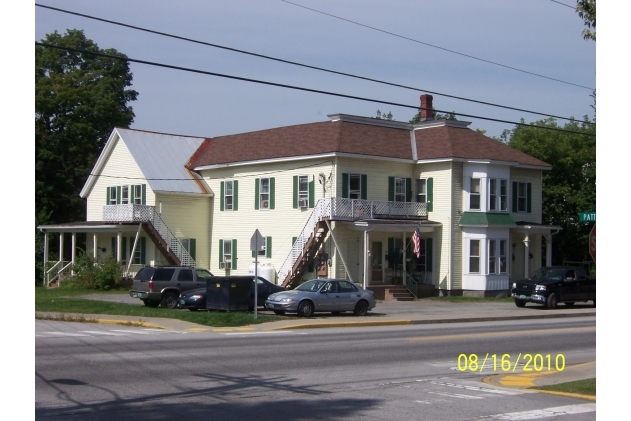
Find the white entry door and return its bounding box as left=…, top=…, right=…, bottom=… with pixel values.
left=346, top=238, right=361, bottom=283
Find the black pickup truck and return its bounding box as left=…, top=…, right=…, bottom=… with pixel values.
left=511, top=266, right=596, bottom=309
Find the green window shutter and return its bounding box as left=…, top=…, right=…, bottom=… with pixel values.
left=254, top=178, right=260, bottom=210
left=427, top=177, right=434, bottom=212
left=220, top=182, right=225, bottom=211
left=189, top=239, right=196, bottom=260
left=219, top=239, right=224, bottom=266
left=232, top=239, right=238, bottom=269
left=387, top=237, right=394, bottom=269
left=426, top=238, right=433, bottom=272
left=140, top=237, right=146, bottom=264
left=342, top=173, right=349, bottom=198
left=388, top=177, right=394, bottom=201
left=270, top=177, right=275, bottom=209
left=130, top=186, right=135, bottom=203
left=293, top=176, right=298, bottom=208
left=111, top=237, right=116, bottom=259
left=406, top=178, right=412, bottom=202
left=292, top=236, right=297, bottom=247
left=527, top=183, right=532, bottom=213
left=252, top=248, right=256, bottom=258
left=266, top=236, right=272, bottom=258
left=122, top=237, right=127, bottom=262
left=361, top=174, right=367, bottom=200
left=512, top=182, right=518, bottom=212
left=106, top=187, right=110, bottom=204
left=141, top=184, right=146, bottom=205
left=116, top=186, right=121, bottom=204
left=309, top=179, right=314, bottom=208
left=233, top=180, right=239, bottom=210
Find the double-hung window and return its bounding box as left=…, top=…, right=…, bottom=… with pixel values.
left=121, top=185, right=129, bottom=204
left=225, top=180, right=234, bottom=210
left=109, top=186, right=117, bottom=205
left=133, top=185, right=143, bottom=205
left=488, top=239, right=507, bottom=274
left=394, top=178, right=406, bottom=202
left=298, top=175, right=309, bottom=207
left=488, top=179, right=508, bottom=211
left=259, top=178, right=270, bottom=209
left=517, top=182, right=527, bottom=212
left=470, top=178, right=481, bottom=210
left=469, top=239, right=480, bottom=273
left=222, top=239, right=233, bottom=269
left=416, top=179, right=427, bottom=203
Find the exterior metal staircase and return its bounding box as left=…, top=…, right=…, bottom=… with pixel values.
left=282, top=220, right=329, bottom=288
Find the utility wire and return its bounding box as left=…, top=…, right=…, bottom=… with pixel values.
left=550, top=0, right=576, bottom=9
left=35, top=42, right=595, bottom=137
left=35, top=3, right=593, bottom=125
left=281, top=0, right=594, bottom=91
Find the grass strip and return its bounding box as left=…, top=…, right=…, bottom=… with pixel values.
left=534, top=378, right=596, bottom=396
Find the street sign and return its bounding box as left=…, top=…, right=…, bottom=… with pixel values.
left=580, top=211, right=596, bottom=222
left=250, top=229, right=265, bottom=252
left=589, top=224, right=596, bottom=262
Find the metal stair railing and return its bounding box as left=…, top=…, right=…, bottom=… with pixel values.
left=402, top=270, right=421, bottom=299
left=45, top=260, right=72, bottom=287
left=103, top=204, right=195, bottom=267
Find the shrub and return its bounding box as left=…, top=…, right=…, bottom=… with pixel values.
left=69, top=253, right=122, bottom=290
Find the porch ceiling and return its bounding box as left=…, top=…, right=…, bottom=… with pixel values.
left=348, top=219, right=442, bottom=232
left=37, top=221, right=144, bottom=234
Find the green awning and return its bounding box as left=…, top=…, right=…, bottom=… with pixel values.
left=458, top=212, right=516, bottom=226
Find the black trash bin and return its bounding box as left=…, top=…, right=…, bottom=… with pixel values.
left=206, top=276, right=251, bottom=311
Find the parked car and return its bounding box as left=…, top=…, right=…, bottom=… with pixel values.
left=265, top=278, right=376, bottom=317
left=129, top=266, right=214, bottom=308
left=511, top=266, right=596, bottom=309
left=178, top=276, right=285, bottom=311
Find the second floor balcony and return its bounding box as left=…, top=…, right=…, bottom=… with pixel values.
left=319, top=198, right=427, bottom=222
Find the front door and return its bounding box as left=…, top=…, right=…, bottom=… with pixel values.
left=346, top=238, right=361, bottom=283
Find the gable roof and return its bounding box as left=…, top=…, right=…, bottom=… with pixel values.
left=188, top=115, right=550, bottom=170
left=80, top=128, right=211, bottom=198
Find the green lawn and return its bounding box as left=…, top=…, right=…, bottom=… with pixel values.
left=35, top=286, right=282, bottom=327
left=535, top=378, right=596, bottom=396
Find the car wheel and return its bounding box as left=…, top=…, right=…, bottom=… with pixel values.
left=564, top=302, right=575, bottom=307
left=298, top=301, right=314, bottom=317
left=545, top=293, right=558, bottom=310
left=143, top=300, right=160, bottom=307
left=514, top=299, right=526, bottom=308
left=273, top=310, right=285, bottom=315
left=161, top=293, right=179, bottom=309
left=354, top=300, right=369, bottom=316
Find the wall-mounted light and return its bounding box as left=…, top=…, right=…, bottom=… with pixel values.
left=100, top=248, right=107, bottom=253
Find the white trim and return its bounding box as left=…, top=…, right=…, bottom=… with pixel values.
left=80, top=129, right=121, bottom=198
left=153, top=190, right=213, bottom=197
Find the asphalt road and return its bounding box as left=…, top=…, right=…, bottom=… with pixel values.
left=35, top=317, right=596, bottom=420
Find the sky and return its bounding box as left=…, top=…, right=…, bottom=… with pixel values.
left=33, top=0, right=596, bottom=140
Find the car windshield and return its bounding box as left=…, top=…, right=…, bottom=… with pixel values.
left=531, top=268, right=566, bottom=281
left=295, top=280, right=327, bottom=292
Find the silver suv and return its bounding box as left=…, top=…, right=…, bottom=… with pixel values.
left=129, top=266, right=214, bottom=308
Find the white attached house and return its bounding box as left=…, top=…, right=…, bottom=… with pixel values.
left=39, top=95, right=560, bottom=297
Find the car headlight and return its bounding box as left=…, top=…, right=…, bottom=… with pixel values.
left=190, top=295, right=204, bottom=300
left=512, top=283, right=516, bottom=289
left=535, top=285, right=547, bottom=291
left=280, top=298, right=295, bottom=303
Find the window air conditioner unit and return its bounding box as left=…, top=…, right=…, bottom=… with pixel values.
left=262, top=200, right=269, bottom=208
left=219, top=262, right=225, bottom=269
left=299, top=198, right=308, bottom=208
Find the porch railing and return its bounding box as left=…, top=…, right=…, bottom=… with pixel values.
left=45, top=260, right=72, bottom=287
left=103, top=204, right=195, bottom=267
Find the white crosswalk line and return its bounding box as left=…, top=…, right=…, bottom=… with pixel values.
left=110, top=330, right=151, bottom=335
left=41, top=332, right=90, bottom=337
left=467, top=403, right=596, bottom=420
left=79, top=331, right=126, bottom=336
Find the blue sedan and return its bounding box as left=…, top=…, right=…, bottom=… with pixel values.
left=265, top=278, right=376, bottom=317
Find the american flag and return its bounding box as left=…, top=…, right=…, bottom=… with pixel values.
left=412, top=227, right=421, bottom=258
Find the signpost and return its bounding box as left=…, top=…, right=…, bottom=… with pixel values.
left=589, top=224, right=596, bottom=263
left=250, top=229, right=265, bottom=319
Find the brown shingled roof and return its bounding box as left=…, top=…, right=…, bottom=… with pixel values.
left=415, top=125, right=551, bottom=168
left=188, top=120, right=411, bottom=167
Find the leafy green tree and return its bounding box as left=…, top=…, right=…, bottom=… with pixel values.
left=576, top=0, right=596, bottom=41
left=409, top=108, right=456, bottom=123
left=36, top=29, right=138, bottom=277
left=375, top=109, right=394, bottom=120
left=507, top=117, right=596, bottom=264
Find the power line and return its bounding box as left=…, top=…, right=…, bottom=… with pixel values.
left=550, top=0, right=576, bottom=9
left=35, top=42, right=595, bottom=137
left=281, top=0, right=594, bottom=91
left=35, top=3, right=593, bottom=125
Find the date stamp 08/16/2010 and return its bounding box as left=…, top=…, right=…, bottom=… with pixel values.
left=457, top=353, right=566, bottom=373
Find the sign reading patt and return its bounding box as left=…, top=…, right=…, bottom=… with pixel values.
left=579, top=211, right=596, bottom=222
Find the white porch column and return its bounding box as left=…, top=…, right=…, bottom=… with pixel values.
left=59, top=233, right=64, bottom=263
left=523, top=234, right=530, bottom=278
left=71, top=233, right=76, bottom=275
left=93, top=233, right=98, bottom=261
left=117, top=231, right=122, bottom=262
left=43, top=231, right=48, bottom=267
left=546, top=235, right=552, bottom=267
left=363, top=229, right=370, bottom=289
left=401, top=231, right=406, bottom=282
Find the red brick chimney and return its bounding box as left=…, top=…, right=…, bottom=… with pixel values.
left=420, top=94, right=433, bottom=121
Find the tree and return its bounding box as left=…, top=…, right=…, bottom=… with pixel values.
left=375, top=109, right=394, bottom=120
left=35, top=29, right=138, bottom=279
left=576, top=0, right=596, bottom=41
left=409, top=108, right=456, bottom=123
left=507, top=117, right=596, bottom=264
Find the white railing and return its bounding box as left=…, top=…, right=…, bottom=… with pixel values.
left=45, top=260, right=72, bottom=287
left=278, top=198, right=427, bottom=284
left=103, top=204, right=196, bottom=267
